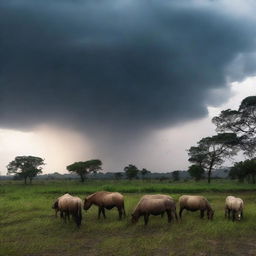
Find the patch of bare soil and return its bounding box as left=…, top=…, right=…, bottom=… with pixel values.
left=206, top=239, right=256, bottom=256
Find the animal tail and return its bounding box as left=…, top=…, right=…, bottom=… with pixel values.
left=75, top=202, right=82, bottom=227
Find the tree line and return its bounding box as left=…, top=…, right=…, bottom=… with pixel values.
left=6, top=154, right=255, bottom=184
left=6, top=157, right=152, bottom=184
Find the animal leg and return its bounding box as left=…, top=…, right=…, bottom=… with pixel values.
left=241, top=210, right=244, bottom=219
left=102, top=208, right=106, bottom=219
left=122, top=203, right=126, bottom=217
left=225, top=207, right=228, bottom=218
left=200, top=210, right=204, bottom=219
left=171, top=210, right=177, bottom=222
left=161, top=212, right=164, bottom=218
left=75, top=214, right=81, bottom=227
left=98, top=207, right=102, bottom=219
left=63, top=211, right=67, bottom=223
left=144, top=214, right=149, bottom=225
left=228, top=209, right=231, bottom=219
left=167, top=210, right=172, bottom=223
left=179, top=208, right=184, bottom=219
left=232, top=210, right=236, bottom=222
left=118, top=207, right=122, bottom=220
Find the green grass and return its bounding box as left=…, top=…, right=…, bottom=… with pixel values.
left=0, top=180, right=256, bottom=256
left=1, top=179, right=256, bottom=194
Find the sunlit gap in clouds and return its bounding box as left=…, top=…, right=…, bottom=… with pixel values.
left=208, top=76, right=256, bottom=117
left=0, top=125, right=93, bottom=174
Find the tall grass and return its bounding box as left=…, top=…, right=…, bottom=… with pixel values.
left=1, top=179, right=255, bottom=195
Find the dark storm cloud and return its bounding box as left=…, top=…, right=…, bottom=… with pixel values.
left=0, top=0, right=256, bottom=133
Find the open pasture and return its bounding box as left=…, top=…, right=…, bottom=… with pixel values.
left=0, top=181, right=256, bottom=256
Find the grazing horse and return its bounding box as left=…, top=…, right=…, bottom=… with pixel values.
left=140, top=194, right=178, bottom=220
left=52, top=193, right=72, bottom=218
left=131, top=196, right=177, bottom=225
left=83, top=191, right=126, bottom=220
left=179, top=195, right=214, bottom=220
left=58, top=195, right=83, bottom=227
left=225, top=196, right=244, bottom=221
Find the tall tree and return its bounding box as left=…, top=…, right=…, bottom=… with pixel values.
left=229, top=161, right=247, bottom=183
left=212, top=96, right=256, bottom=157
left=188, top=133, right=239, bottom=183
left=124, top=164, right=139, bottom=180
left=7, top=156, right=45, bottom=184
left=243, top=159, right=256, bottom=184
left=229, top=159, right=256, bottom=184
left=188, top=165, right=205, bottom=181
left=67, top=159, right=102, bottom=182
left=140, top=168, right=151, bottom=180
left=172, top=171, right=180, bottom=181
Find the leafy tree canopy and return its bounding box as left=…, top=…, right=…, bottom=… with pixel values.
left=67, top=159, right=102, bottom=182
left=188, top=165, right=205, bottom=181
left=7, top=156, right=44, bottom=184
left=212, top=96, right=256, bottom=157
left=229, top=159, right=256, bottom=184
left=140, top=168, right=151, bottom=178
left=124, top=164, right=139, bottom=180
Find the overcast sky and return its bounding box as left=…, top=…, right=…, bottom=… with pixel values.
left=0, top=0, right=256, bottom=174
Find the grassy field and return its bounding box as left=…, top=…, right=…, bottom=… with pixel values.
left=1, top=179, right=256, bottom=194
left=0, top=180, right=256, bottom=256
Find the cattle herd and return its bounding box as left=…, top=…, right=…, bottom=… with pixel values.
left=52, top=192, right=244, bottom=227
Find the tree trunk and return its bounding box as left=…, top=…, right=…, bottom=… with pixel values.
left=24, top=177, right=27, bottom=184
left=207, top=165, right=213, bottom=184
left=252, top=174, right=255, bottom=184
left=80, top=174, right=85, bottom=182
left=207, top=170, right=211, bottom=184
left=207, top=159, right=215, bottom=184
left=29, top=177, right=32, bottom=184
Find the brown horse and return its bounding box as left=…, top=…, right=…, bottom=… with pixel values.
left=141, top=194, right=178, bottom=220
left=131, top=196, right=177, bottom=225
left=84, top=191, right=126, bottom=219
left=179, top=195, right=214, bottom=220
